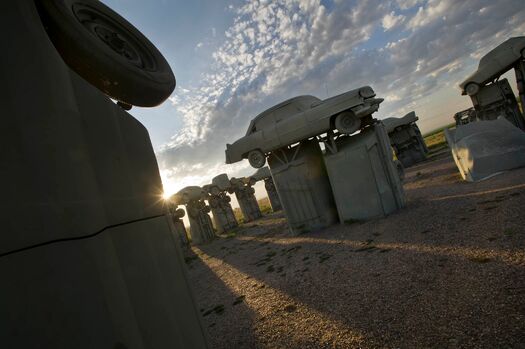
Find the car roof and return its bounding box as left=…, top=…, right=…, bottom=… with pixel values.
left=382, top=111, right=418, bottom=133
left=245, top=95, right=321, bottom=136
left=478, top=36, right=525, bottom=69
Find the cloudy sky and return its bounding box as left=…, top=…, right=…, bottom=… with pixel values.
left=104, top=0, right=525, bottom=198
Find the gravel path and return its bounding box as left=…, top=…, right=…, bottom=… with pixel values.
left=185, top=150, right=525, bottom=349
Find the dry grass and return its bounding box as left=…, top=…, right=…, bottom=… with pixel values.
left=423, top=124, right=453, bottom=153
left=233, top=197, right=272, bottom=223
left=258, top=197, right=272, bottom=215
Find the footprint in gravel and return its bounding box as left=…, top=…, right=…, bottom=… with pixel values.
left=468, top=256, right=491, bottom=264
left=437, top=257, right=447, bottom=267
left=319, top=253, right=332, bottom=263
left=266, top=265, right=275, bottom=273
left=510, top=192, right=520, bottom=197
left=484, top=206, right=497, bottom=211
left=209, top=323, right=216, bottom=328
left=354, top=245, right=377, bottom=253
left=202, top=304, right=225, bottom=317
left=420, top=230, right=431, bottom=234
left=302, top=256, right=309, bottom=261
left=284, top=304, right=297, bottom=313
left=233, top=295, right=245, bottom=306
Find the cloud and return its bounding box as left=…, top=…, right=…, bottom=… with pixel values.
left=396, top=0, right=424, bottom=10
left=382, top=11, right=405, bottom=31
left=157, top=0, right=525, bottom=195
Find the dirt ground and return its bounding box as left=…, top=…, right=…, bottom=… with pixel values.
left=184, top=150, right=525, bottom=349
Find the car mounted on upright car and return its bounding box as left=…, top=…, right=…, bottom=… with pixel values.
left=225, top=86, right=383, bottom=168
left=459, top=36, right=525, bottom=96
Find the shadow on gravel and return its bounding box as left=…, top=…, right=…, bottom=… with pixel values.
left=191, top=158, right=525, bottom=348
left=182, top=248, right=262, bottom=349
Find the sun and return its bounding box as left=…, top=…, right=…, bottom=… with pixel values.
left=162, top=192, right=171, bottom=201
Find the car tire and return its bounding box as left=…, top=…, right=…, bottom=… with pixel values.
left=465, top=82, right=480, bottom=96
left=36, top=0, right=175, bottom=107
left=248, top=149, right=266, bottom=168
left=335, top=111, right=361, bottom=134
left=210, top=186, right=221, bottom=196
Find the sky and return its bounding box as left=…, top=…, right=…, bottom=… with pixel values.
left=104, top=0, right=525, bottom=201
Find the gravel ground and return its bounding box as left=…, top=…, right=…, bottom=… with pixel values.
left=184, top=150, right=525, bottom=349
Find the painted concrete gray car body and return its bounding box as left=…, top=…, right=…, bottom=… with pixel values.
left=324, top=123, right=406, bottom=222
left=0, top=2, right=209, bottom=347
left=459, top=37, right=525, bottom=131
left=225, top=87, right=383, bottom=165
left=250, top=167, right=283, bottom=212
left=445, top=118, right=525, bottom=182
left=459, top=37, right=525, bottom=94
left=230, top=177, right=262, bottom=222
left=468, top=79, right=524, bottom=130
left=167, top=203, right=190, bottom=246
left=268, top=140, right=339, bottom=235
left=172, top=187, right=215, bottom=244
left=383, top=112, right=428, bottom=168
left=203, top=181, right=238, bottom=234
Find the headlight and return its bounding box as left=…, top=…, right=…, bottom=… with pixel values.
left=359, top=86, right=375, bottom=98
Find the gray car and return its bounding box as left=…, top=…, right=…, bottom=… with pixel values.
left=170, top=186, right=207, bottom=205
left=459, top=36, right=525, bottom=96
left=225, top=86, right=383, bottom=168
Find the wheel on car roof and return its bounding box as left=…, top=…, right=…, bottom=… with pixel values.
left=334, top=111, right=361, bottom=134
left=465, top=82, right=480, bottom=96
left=175, top=208, right=185, bottom=218
left=210, top=186, right=221, bottom=196
left=248, top=149, right=266, bottom=168
left=36, top=0, right=175, bottom=107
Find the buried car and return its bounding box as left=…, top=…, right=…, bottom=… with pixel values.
left=459, top=36, right=525, bottom=96
left=225, top=86, right=384, bottom=168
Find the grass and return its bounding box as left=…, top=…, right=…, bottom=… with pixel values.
left=423, top=124, right=454, bottom=153
left=258, top=197, right=273, bottom=214
left=233, top=207, right=244, bottom=224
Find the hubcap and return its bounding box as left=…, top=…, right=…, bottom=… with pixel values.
left=72, top=3, right=157, bottom=71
